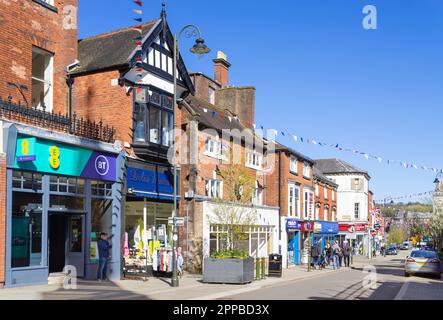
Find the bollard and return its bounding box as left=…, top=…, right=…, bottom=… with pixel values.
left=255, top=258, right=260, bottom=281
left=261, top=257, right=266, bottom=280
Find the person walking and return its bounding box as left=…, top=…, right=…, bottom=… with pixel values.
left=97, top=232, right=111, bottom=282
left=343, top=240, right=351, bottom=267
left=311, top=241, right=321, bottom=270
left=338, top=242, right=344, bottom=267
left=325, top=242, right=332, bottom=266
left=332, top=241, right=341, bottom=270
left=177, top=247, right=184, bottom=278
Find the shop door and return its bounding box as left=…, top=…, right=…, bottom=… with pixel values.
left=66, top=216, right=85, bottom=278
left=49, top=215, right=67, bottom=273
left=294, top=231, right=300, bottom=265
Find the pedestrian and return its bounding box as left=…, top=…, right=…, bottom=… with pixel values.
left=332, top=241, right=341, bottom=270
left=177, top=247, right=184, bottom=278
left=343, top=240, right=351, bottom=267
left=338, top=242, right=344, bottom=267
left=325, top=242, right=332, bottom=266
left=311, top=241, right=321, bottom=270
left=97, top=232, right=111, bottom=282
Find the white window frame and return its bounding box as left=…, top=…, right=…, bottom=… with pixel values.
left=324, top=187, right=328, bottom=199
left=208, top=87, right=215, bottom=104
left=32, top=46, right=53, bottom=112
left=332, top=190, right=335, bottom=201
left=315, top=184, right=319, bottom=197
left=304, top=190, right=314, bottom=220
left=303, top=163, right=311, bottom=179
left=290, top=156, right=298, bottom=174
left=205, top=179, right=223, bottom=199
left=324, top=208, right=328, bottom=221
left=246, top=149, right=263, bottom=170
left=354, top=203, right=360, bottom=220
left=252, top=181, right=263, bottom=206
left=204, top=136, right=226, bottom=160
left=288, top=183, right=300, bottom=218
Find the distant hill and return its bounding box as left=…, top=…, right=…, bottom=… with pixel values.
left=382, top=202, right=433, bottom=218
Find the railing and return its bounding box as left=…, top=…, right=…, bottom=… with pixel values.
left=0, top=97, right=115, bottom=143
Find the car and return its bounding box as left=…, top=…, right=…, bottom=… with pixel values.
left=401, top=241, right=411, bottom=250
left=386, top=246, right=398, bottom=255
left=405, top=250, right=442, bottom=279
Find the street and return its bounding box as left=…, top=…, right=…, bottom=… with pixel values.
left=223, top=251, right=443, bottom=300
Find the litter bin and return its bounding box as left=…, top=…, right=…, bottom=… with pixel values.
left=268, top=254, right=282, bottom=277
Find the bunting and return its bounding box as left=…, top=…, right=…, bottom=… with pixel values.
left=374, top=190, right=434, bottom=203
left=131, top=0, right=144, bottom=82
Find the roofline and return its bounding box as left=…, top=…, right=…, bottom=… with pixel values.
left=69, top=64, right=129, bottom=77
left=274, top=142, right=314, bottom=164
left=319, top=171, right=371, bottom=180
left=313, top=174, right=338, bottom=188
left=127, top=19, right=162, bottom=62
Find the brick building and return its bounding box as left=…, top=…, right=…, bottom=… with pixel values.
left=0, top=0, right=124, bottom=288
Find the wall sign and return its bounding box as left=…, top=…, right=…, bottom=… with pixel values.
left=126, top=166, right=178, bottom=199
left=14, top=134, right=117, bottom=182
left=16, top=137, right=36, bottom=162
left=286, top=219, right=302, bottom=231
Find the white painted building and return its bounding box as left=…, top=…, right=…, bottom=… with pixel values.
left=315, top=159, right=372, bottom=256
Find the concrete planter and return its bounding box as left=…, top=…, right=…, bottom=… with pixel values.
left=203, top=257, right=254, bottom=284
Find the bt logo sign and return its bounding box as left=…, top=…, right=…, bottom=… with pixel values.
left=95, top=155, right=110, bottom=176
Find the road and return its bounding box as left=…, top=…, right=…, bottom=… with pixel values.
left=223, top=251, right=443, bottom=300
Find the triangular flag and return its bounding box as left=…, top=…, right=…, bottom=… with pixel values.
left=293, top=135, right=298, bottom=142
left=133, top=9, right=143, bottom=15
left=133, top=0, right=143, bottom=6
left=134, top=18, right=142, bottom=23
left=212, top=111, right=216, bottom=119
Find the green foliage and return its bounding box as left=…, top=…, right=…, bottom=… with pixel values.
left=210, top=249, right=250, bottom=260
left=387, top=226, right=407, bottom=245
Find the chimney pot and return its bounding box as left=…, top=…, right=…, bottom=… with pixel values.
left=213, top=51, right=231, bottom=88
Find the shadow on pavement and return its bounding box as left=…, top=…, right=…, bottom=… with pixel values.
left=40, top=280, right=152, bottom=300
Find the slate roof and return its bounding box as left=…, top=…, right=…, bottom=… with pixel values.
left=315, top=159, right=370, bottom=179
left=313, top=167, right=338, bottom=187
left=73, top=20, right=160, bottom=74
left=274, top=142, right=314, bottom=164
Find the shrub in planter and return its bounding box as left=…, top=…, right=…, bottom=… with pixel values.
left=203, top=250, right=254, bottom=284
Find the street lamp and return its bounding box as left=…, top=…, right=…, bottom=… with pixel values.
left=171, top=24, right=210, bottom=288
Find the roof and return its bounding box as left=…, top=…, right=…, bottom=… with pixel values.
left=313, top=167, right=338, bottom=188
left=315, top=159, right=370, bottom=179
left=274, top=142, right=314, bottom=164
left=74, top=20, right=160, bottom=74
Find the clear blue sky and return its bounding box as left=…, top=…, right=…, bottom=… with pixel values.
left=79, top=0, right=443, bottom=203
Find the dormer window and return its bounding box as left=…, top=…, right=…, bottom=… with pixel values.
left=133, top=88, right=173, bottom=147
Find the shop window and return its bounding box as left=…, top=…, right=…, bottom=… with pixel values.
left=50, top=195, right=85, bottom=211
left=91, top=198, right=112, bottom=241
left=12, top=171, right=42, bottom=191
left=70, top=217, right=83, bottom=253
left=11, top=192, right=43, bottom=268
left=91, top=180, right=113, bottom=198
left=32, top=46, right=53, bottom=112
left=50, top=176, right=85, bottom=194
left=134, top=103, right=147, bottom=142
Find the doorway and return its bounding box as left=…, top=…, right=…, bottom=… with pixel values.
left=49, top=215, right=67, bottom=273
left=48, top=214, right=85, bottom=276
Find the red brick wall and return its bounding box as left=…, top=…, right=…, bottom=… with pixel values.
left=0, top=154, right=6, bottom=288
left=0, top=0, right=78, bottom=114
left=266, top=151, right=313, bottom=217
left=315, top=182, right=337, bottom=221
left=72, top=70, right=133, bottom=147
left=190, top=74, right=220, bottom=103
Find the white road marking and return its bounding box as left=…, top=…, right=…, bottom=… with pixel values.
left=394, top=276, right=411, bottom=300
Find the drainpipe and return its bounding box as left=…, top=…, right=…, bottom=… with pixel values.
left=278, top=151, right=282, bottom=255
left=66, top=75, right=75, bottom=134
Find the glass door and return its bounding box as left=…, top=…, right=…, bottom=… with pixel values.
left=66, top=215, right=85, bottom=277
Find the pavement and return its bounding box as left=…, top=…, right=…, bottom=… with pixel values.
left=0, top=251, right=442, bottom=300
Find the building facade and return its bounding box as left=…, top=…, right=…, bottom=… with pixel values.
left=315, top=159, right=371, bottom=257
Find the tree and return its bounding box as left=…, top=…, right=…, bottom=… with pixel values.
left=429, top=213, right=443, bottom=252
left=387, top=226, right=407, bottom=246
left=208, top=164, right=258, bottom=254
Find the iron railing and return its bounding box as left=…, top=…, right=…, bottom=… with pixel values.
left=0, top=97, right=115, bottom=143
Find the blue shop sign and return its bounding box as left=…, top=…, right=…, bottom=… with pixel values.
left=126, top=166, right=178, bottom=200
left=286, top=219, right=302, bottom=231
left=314, top=221, right=339, bottom=235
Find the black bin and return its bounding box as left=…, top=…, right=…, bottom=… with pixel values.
left=268, top=254, right=282, bottom=277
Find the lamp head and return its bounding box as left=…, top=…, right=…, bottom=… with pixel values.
left=190, top=38, right=211, bottom=55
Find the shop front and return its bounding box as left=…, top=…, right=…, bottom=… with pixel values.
left=3, top=125, right=123, bottom=287
left=312, top=221, right=339, bottom=249
left=338, top=223, right=368, bottom=256
left=123, top=159, right=178, bottom=279
left=285, top=218, right=303, bottom=267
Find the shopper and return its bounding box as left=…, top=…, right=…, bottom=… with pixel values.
left=325, top=242, right=332, bottom=266
left=177, top=247, right=184, bottom=278
left=343, top=240, right=351, bottom=267
left=332, top=241, right=341, bottom=270
left=97, top=232, right=111, bottom=282
left=311, top=241, right=321, bottom=270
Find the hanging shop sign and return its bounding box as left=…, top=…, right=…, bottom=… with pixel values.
left=286, top=219, right=303, bottom=231
left=126, top=165, right=178, bottom=200
left=14, top=134, right=117, bottom=181
left=339, top=223, right=367, bottom=233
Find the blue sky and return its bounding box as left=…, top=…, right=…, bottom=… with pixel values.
left=79, top=0, right=443, bottom=203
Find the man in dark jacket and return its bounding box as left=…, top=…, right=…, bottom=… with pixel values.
left=311, top=241, right=321, bottom=270
left=97, top=232, right=111, bottom=281
left=343, top=240, right=351, bottom=267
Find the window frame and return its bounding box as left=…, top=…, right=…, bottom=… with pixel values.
left=246, top=149, right=263, bottom=170
left=354, top=203, right=360, bottom=220
left=290, top=156, right=298, bottom=174
left=32, top=46, right=54, bottom=112
left=303, top=162, right=311, bottom=179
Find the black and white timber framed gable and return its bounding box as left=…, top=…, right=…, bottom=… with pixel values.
left=124, top=16, right=195, bottom=96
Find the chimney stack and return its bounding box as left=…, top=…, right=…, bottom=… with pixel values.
left=213, top=51, right=231, bottom=88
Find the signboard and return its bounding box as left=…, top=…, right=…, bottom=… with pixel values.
left=286, top=219, right=302, bottom=231
left=14, top=134, right=117, bottom=182
left=168, top=217, right=185, bottom=226
left=339, top=223, right=367, bottom=233
left=126, top=166, right=178, bottom=199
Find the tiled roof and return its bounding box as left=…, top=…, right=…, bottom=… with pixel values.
left=73, top=20, right=160, bottom=74
left=313, top=167, right=338, bottom=187
left=315, top=159, right=370, bottom=178
left=274, top=142, right=314, bottom=164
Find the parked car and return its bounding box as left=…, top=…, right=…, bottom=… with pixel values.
left=386, top=246, right=398, bottom=255
left=405, top=250, right=441, bottom=279
left=401, top=241, right=411, bottom=250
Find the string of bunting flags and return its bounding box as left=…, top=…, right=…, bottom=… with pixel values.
left=132, top=0, right=145, bottom=83
left=374, top=190, right=434, bottom=204
left=194, top=105, right=443, bottom=175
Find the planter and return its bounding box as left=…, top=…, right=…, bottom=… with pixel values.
left=203, top=257, right=254, bottom=284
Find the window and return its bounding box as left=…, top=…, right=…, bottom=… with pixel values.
left=252, top=181, right=263, bottom=206
left=315, top=184, right=319, bottom=197
left=288, top=184, right=300, bottom=217
left=315, top=207, right=320, bottom=220
left=205, top=137, right=223, bottom=157
left=246, top=150, right=263, bottom=170
left=290, top=156, right=298, bottom=174
left=205, top=179, right=223, bottom=198
left=324, top=209, right=328, bottom=221
left=133, top=89, right=174, bottom=147
left=208, top=87, right=215, bottom=104
left=354, top=203, right=360, bottom=219
left=32, top=46, right=53, bottom=112
left=332, top=210, right=336, bottom=221
left=304, top=190, right=314, bottom=219
left=303, top=163, right=311, bottom=178
left=353, top=178, right=362, bottom=191
left=332, top=190, right=335, bottom=201
left=324, top=188, right=328, bottom=199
